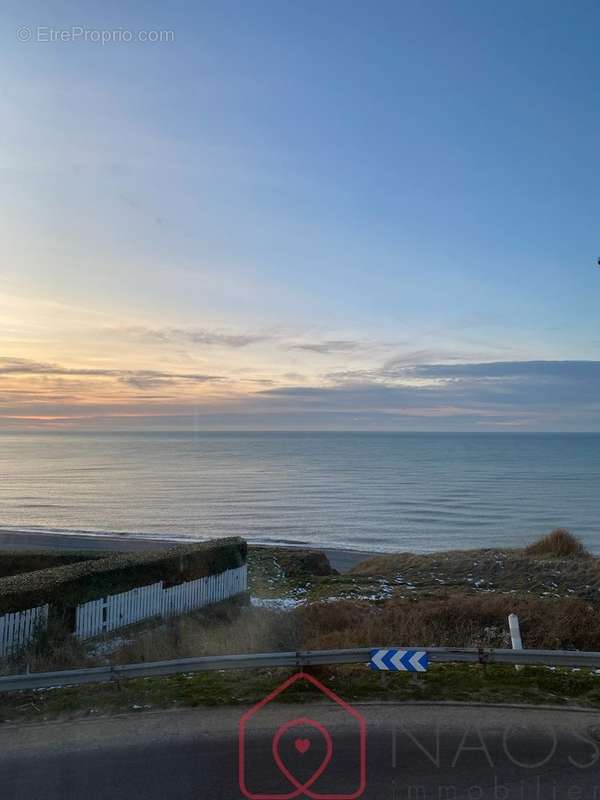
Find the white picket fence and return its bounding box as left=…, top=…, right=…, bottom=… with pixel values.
left=0, top=604, right=49, bottom=657
left=0, top=564, right=248, bottom=655
left=75, top=563, right=248, bottom=640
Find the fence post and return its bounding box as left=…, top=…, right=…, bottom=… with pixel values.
left=508, top=613, right=523, bottom=671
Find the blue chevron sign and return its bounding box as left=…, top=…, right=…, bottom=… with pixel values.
left=369, top=649, right=428, bottom=672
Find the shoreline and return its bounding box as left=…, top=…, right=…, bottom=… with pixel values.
left=0, top=529, right=373, bottom=573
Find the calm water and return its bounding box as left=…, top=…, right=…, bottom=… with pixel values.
left=1, top=432, right=599, bottom=554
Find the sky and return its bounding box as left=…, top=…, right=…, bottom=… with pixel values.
left=1, top=0, right=599, bottom=431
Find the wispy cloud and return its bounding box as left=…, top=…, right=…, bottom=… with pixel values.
left=288, top=340, right=361, bottom=355
left=254, top=360, right=600, bottom=430
left=404, top=360, right=600, bottom=380
left=108, top=326, right=269, bottom=348
left=0, top=357, right=221, bottom=385
left=2, top=352, right=600, bottom=431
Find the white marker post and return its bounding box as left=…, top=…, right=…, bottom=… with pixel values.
left=508, top=613, right=523, bottom=671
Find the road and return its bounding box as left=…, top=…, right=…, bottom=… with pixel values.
left=2, top=703, right=600, bottom=798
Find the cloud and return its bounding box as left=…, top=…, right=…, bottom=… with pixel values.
left=117, top=370, right=221, bottom=389
left=0, top=357, right=221, bottom=386
left=3, top=358, right=600, bottom=431
left=0, top=358, right=55, bottom=375
left=186, top=330, right=267, bottom=348
left=110, top=326, right=269, bottom=348
left=115, top=330, right=366, bottom=354
left=405, top=360, right=600, bottom=380
left=256, top=360, right=600, bottom=429
left=288, top=340, right=361, bottom=355
left=381, top=349, right=513, bottom=373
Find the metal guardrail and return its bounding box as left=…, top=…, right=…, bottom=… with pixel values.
left=1, top=646, right=600, bottom=692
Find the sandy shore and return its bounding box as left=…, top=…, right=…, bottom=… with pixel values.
left=0, top=529, right=373, bottom=573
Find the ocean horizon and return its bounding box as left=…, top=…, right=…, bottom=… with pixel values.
left=1, top=431, right=599, bottom=554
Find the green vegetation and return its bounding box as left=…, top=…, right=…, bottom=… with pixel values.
left=0, top=551, right=108, bottom=580
left=0, top=538, right=247, bottom=615
left=3, top=663, right=600, bottom=724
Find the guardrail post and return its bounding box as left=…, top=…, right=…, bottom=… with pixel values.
left=508, top=613, right=523, bottom=671
left=109, top=663, right=121, bottom=690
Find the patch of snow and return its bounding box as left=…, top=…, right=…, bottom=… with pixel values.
left=251, top=596, right=305, bottom=610
left=323, top=593, right=388, bottom=603
left=88, top=637, right=132, bottom=657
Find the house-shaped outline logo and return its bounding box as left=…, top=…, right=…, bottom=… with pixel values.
left=238, top=671, right=367, bottom=799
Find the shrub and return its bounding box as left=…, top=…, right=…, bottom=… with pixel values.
left=272, top=549, right=335, bottom=577
left=524, top=529, right=589, bottom=559
left=0, top=551, right=109, bottom=579
left=0, top=537, right=247, bottom=615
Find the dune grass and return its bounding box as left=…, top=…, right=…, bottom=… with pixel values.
left=524, top=528, right=589, bottom=559
left=346, top=530, right=598, bottom=599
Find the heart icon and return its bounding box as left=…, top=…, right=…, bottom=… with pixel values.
left=294, top=738, right=311, bottom=754
left=272, top=716, right=333, bottom=797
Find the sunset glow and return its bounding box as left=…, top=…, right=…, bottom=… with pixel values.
left=2, top=2, right=599, bottom=431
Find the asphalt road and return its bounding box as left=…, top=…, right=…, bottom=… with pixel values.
left=2, top=704, right=600, bottom=799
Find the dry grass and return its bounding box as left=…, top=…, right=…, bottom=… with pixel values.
left=524, top=528, right=589, bottom=559
left=297, top=593, right=600, bottom=652
left=7, top=619, right=97, bottom=675
left=1, top=604, right=300, bottom=674
left=7, top=590, right=600, bottom=677
left=105, top=591, right=600, bottom=665
left=349, top=549, right=497, bottom=576
left=111, top=604, right=301, bottom=665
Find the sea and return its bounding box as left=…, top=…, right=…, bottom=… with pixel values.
left=1, top=432, right=599, bottom=554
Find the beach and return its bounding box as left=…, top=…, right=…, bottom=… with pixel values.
left=0, top=528, right=371, bottom=573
